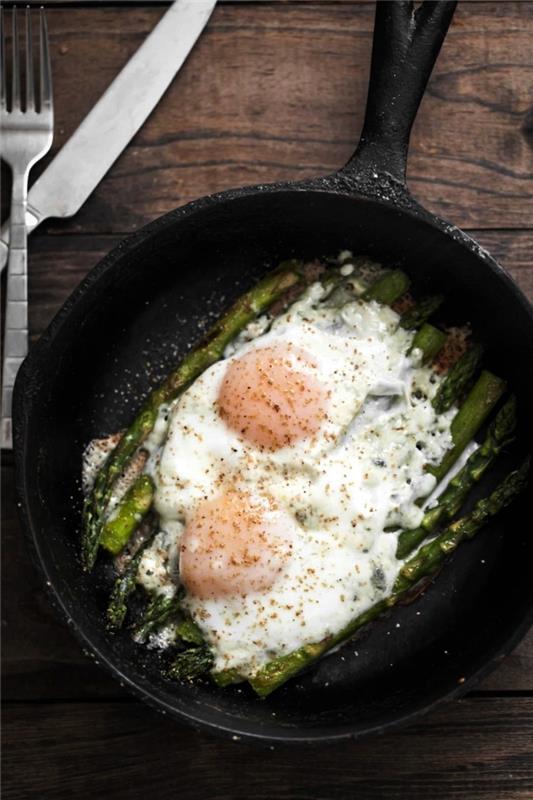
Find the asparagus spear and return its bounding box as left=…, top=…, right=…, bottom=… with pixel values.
left=82, top=261, right=309, bottom=570
left=400, top=295, right=444, bottom=330
left=395, top=457, right=529, bottom=591
left=211, top=667, right=243, bottom=687
left=107, top=535, right=155, bottom=630
left=429, top=370, right=506, bottom=484
left=432, top=344, right=483, bottom=414
left=363, top=269, right=410, bottom=304
left=99, top=475, right=155, bottom=556
left=248, top=459, right=529, bottom=697
left=176, top=618, right=204, bottom=646
left=134, top=591, right=182, bottom=643
left=167, top=645, right=214, bottom=683
left=248, top=600, right=390, bottom=697
left=410, top=323, right=447, bottom=363
left=326, top=268, right=410, bottom=309
left=396, top=396, right=516, bottom=559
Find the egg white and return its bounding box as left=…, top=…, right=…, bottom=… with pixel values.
left=140, top=281, right=456, bottom=676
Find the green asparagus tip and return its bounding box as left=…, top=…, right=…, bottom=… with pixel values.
left=432, top=343, right=484, bottom=414
left=430, top=370, right=506, bottom=484
left=211, top=668, right=244, bottom=687
left=465, top=455, right=530, bottom=539
left=363, top=270, right=410, bottom=305
left=167, top=646, right=215, bottom=683
left=134, top=591, right=182, bottom=643
left=491, top=395, right=516, bottom=446
left=101, top=474, right=155, bottom=556
left=106, top=534, right=156, bottom=631
left=410, top=323, right=447, bottom=364
left=400, top=294, right=444, bottom=331
left=81, top=495, right=100, bottom=571
left=176, top=618, right=205, bottom=646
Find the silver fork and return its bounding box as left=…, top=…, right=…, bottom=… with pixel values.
left=1, top=8, right=53, bottom=449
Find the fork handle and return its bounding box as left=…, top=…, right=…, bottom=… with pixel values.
left=1, top=171, right=29, bottom=450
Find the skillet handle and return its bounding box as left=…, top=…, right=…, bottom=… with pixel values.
left=339, top=1, right=457, bottom=189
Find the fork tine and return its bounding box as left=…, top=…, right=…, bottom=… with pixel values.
left=25, top=8, right=34, bottom=111
left=39, top=8, right=52, bottom=109
left=11, top=8, right=20, bottom=110
left=0, top=8, right=6, bottom=110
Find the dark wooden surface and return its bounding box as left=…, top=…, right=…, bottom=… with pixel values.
left=2, top=2, right=533, bottom=798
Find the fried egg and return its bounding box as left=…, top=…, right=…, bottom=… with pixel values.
left=140, top=280, right=456, bottom=677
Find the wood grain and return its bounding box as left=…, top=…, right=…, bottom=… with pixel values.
left=2, top=2, right=531, bottom=233
left=22, top=229, right=533, bottom=342
left=3, top=698, right=533, bottom=800
left=2, top=3, right=533, bottom=795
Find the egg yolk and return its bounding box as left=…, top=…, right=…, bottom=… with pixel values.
left=180, top=491, right=291, bottom=599
left=217, top=344, right=327, bottom=450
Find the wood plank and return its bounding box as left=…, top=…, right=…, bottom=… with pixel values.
left=2, top=4, right=532, bottom=796
left=22, top=230, right=533, bottom=340
left=3, top=698, right=533, bottom=800
left=27, top=1, right=387, bottom=6
left=2, top=3, right=531, bottom=233
left=25, top=1, right=376, bottom=5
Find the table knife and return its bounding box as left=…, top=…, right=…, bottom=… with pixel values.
left=0, top=0, right=217, bottom=270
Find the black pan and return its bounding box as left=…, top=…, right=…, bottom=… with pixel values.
left=13, top=1, right=533, bottom=744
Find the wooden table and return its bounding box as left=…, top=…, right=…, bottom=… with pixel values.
left=3, top=2, right=533, bottom=798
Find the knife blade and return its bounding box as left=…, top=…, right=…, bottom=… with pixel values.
left=0, top=0, right=217, bottom=270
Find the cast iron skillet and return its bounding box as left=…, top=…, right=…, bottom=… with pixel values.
left=13, top=1, right=533, bottom=744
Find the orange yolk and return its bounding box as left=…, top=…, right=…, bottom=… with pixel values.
left=180, top=491, right=291, bottom=599
left=217, top=344, right=327, bottom=450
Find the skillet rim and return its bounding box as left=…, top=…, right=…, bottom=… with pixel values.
left=12, top=178, right=533, bottom=744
